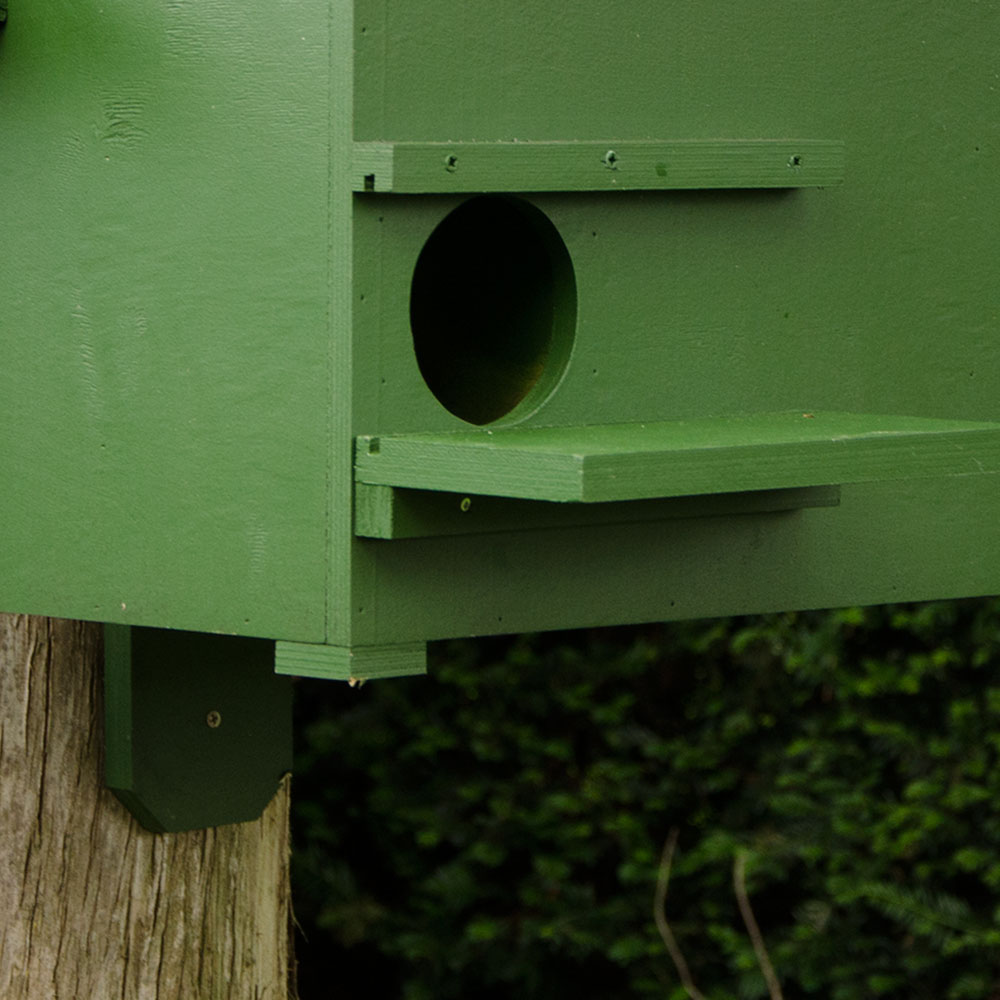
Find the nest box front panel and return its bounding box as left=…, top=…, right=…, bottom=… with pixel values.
left=341, top=1, right=1000, bottom=646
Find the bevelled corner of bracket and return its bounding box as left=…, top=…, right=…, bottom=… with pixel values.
left=350, top=139, right=844, bottom=193
left=275, top=640, right=427, bottom=681
left=104, top=625, right=292, bottom=832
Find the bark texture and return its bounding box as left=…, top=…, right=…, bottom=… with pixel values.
left=0, top=615, right=293, bottom=1000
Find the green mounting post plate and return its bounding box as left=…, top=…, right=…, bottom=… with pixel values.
left=104, top=625, right=292, bottom=833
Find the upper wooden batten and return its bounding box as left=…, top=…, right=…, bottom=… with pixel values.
left=352, top=139, right=845, bottom=193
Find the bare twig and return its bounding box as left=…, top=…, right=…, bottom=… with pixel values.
left=654, top=828, right=708, bottom=1000
left=733, top=851, right=784, bottom=1000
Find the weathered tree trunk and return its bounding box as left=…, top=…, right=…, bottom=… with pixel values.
left=0, top=615, right=293, bottom=999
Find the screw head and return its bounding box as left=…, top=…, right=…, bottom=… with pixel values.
left=206, top=710, right=222, bottom=729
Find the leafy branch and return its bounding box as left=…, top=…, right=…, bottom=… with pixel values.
left=655, top=830, right=784, bottom=1000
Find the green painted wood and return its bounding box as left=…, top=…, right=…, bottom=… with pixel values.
left=1, top=0, right=331, bottom=641
left=351, top=140, right=844, bottom=193
left=346, top=4, right=1000, bottom=644
left=4, top=0, right=1000, bottom=667
left=349, top=474, right=1000, bottom=647
left=104, top=626, right=292, bottom=832
left=327, top=0, right=361, bottom=647
left=354, top=483, right=842, bottom=539
left=355, top=413, right=1000, bottom=504
left=274, top=640, right=427, bottom=681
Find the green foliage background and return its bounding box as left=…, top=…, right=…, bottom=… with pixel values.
left=292, top=600, right=1000, bottom=999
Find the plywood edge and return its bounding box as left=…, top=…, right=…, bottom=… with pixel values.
left=351, top=142, right=395, bottom=192
left=274, top=639, right=427, bottom=681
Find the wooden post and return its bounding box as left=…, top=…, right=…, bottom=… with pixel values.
left=0, top=615, right=293, bottom=999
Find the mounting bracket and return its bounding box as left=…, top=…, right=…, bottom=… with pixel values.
left=104, top=625, right=292, bottom=833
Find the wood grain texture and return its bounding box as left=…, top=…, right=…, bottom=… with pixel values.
left=0, top=615, right=292, bottom=1000
left=351, top=139, right=845, bottom=193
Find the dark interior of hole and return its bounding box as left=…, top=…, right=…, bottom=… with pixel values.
left=410, top=197, right=561, bottom=425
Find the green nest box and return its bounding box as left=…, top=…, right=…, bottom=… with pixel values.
left=3, top=2, right=999, bottom=827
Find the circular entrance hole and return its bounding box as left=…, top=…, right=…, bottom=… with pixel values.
left=409, top=195, right=577, bottom=425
